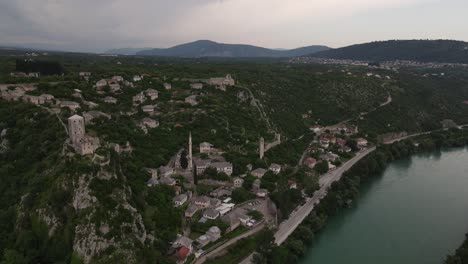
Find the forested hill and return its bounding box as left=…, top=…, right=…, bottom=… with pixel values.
left=310, top=40, right=468, bottom=63
left=135, top=40, right=330, bottom=57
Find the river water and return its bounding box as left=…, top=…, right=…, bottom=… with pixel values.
left=301, top=147, right=468, bottom=264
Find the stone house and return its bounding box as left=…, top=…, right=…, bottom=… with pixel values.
left=269, top=163, right=281, bottom=174
left=203, top=208, right=220, bottom=220
left=194, top=196, right=211, bottom=208
left=39, top=94, right=54, bottom=102
left=103, top=96, right=117, bottom=104
left=112, top=76, right=124, bottom=82
left=211, top=162, right=233, bottom=176
left=356, top=138, right=368, bottom=148
left=185, top=205, right=199, bottom=218
left=190, top=83, right=203, bottom=89
left=160, top=177, right=176, bottom=186
left=199, top=142, right=213, bottom=154
left=83, top=111, right=111, bottom=124
left=256, top=189, right=268, bottom=198
left=233, top=177, right=244, bottom=188
left=173, top=194, right=188, bottom=207
left=109, top=83, right=121, bottom=92
left=96, top=79, right=107, bottom=88
left=159, top=166, right=174, bottom=177
left=145, top=89, right=159, bottom=100
left=22, top=95, right=45, bottom=105
left=251, top=168, right=267, bottom=178
left=140, top=117, right=159, bottom=128
left=141, top=105, right=155, bottom=114
left=60, top=101, right=80, bottom=111
left=132, top=93, right=146, bottom=104
left=185, top=95, right=198, bottom=106
left=305, top=157, right=317, bottom=168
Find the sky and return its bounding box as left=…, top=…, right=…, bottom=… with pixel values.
left=0, top=0, right=467, bottom=53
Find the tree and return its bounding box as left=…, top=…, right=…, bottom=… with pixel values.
left=180, top=150, right=188, bottom=169
left=286, top=239, right=305, bottom=256
left=1, top=249, right=28, bottom=264
left=256, top=230, right=275, bottom=256
left=346, top=139, right=358, bottom=152
left=303, top=174, right=319, bottom=197
left=232, top=188, right=255, bottom=203
left=315, top=161, right=329, bottom=174
left=295, top=226, right=314, bottom=243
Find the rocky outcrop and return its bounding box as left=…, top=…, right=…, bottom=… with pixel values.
left=72, top=170, right=147, bottom=264
left=73, top=175, right=97, bottom=210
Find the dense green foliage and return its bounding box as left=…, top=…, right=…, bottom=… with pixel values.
left=15, top=59, right=65, bottom=75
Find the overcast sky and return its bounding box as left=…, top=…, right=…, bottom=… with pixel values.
left=1, top=0, right=467, bottom=52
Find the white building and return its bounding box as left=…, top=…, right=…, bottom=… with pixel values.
left=164, top=83, right=172, bottom=90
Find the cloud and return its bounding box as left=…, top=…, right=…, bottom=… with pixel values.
left=0, top=0, right=456, bottom=52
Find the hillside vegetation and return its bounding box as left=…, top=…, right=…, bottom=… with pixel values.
left=312, top=40, right=468, bottom=63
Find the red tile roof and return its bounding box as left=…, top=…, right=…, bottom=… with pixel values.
left=174, top=246, right=189, bottom=260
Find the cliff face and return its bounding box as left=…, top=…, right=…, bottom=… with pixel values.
left=0, top=102, right=155, bottom=264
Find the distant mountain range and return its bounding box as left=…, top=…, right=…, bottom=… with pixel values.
left=105, top=40, right=330, bottom=57
left=104, top=47, right=152, bottom=56
left=310, top=40, right=468, bottom=63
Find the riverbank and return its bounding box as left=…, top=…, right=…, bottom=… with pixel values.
left=254, top=128, right=468, bottom=263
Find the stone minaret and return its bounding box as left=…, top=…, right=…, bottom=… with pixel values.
left=259, top=137, right=265, bottom=159
left=68, top=115, right=85, bottom=146
left=188, top=132, right=193, bottom=171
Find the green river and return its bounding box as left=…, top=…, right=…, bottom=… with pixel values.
left=301, top=147, right=468, bottom=264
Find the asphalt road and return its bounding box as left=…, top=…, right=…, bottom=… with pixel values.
left=274, top=147, right=376, bottom=245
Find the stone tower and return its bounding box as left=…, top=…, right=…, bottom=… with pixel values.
left=68, top=115, right=85, bottom=146
left=188, top=132, right=193, bottom=171
left=259, top=137, right=265, bottom=159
